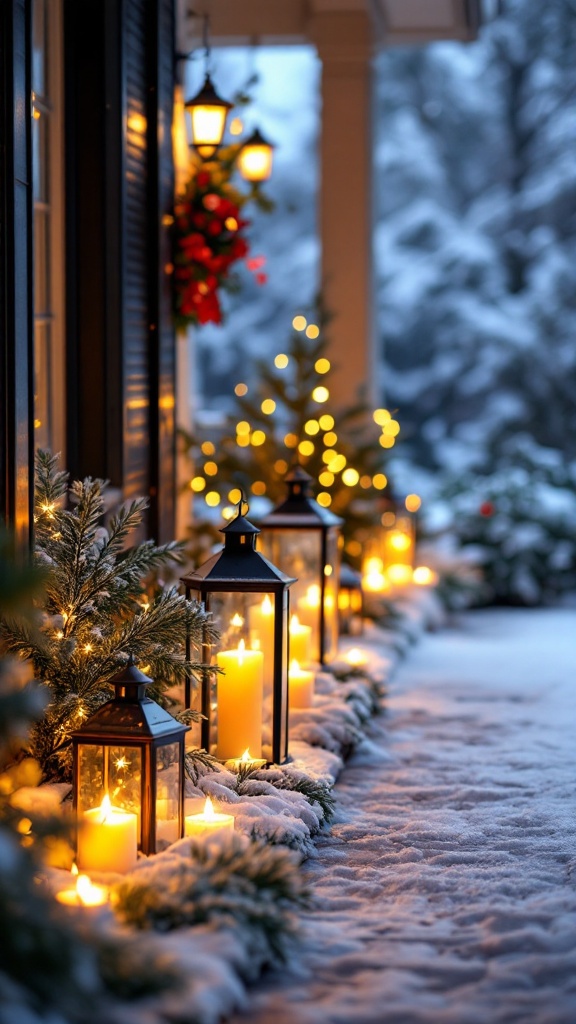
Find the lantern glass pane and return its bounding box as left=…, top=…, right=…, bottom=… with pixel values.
left=384, top=515, right=414, bottom=575
left=78, top=743, right=142, bottom=841
left=192, top=104, right=226, bottom=147
left=274, top=592, right=289, bottom=763
left=324, top=527, right=341, bottom=661
left=238, top=144, right=273, bottom=182
left=207, top=590, right=278, bottom=761
left=261, top=528, right=321, bottom=661
left=156, top=741, right=181, bottom=850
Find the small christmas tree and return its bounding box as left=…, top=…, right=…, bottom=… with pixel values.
left=0, top=450, right=217, bottom=783
left=181, top=307, right=399, bottom=568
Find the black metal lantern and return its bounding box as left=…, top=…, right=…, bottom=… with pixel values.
left=181, top=501, right=295, bottom=766
left=237, top=127, right=275, bottom=183
left=259, top=466, right=343, bottom=665
left=185, top=72, right=232, bottom=159
left=72, top=657, right=189, bottom=865
left=338, top=562, right=364, bottom=636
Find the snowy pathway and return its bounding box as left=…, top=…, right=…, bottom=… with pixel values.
left=228, top=608, right=576, bottom=1024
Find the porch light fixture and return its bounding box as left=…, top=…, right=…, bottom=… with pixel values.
left=259, top=466, right=343, bottom=665
left=184, top=15, right=232, bottom=159
left=72, top=657, right=189, bottom=862
left=181, top=500, right=295, bottom=766
left=237, top=127, right=275, bottom=183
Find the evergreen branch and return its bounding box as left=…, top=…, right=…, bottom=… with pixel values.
left=184, top=746, right=222, bottom=783
left=113, top=835, right=310, bottom=968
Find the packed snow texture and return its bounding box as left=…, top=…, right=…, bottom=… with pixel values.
left=228, top=607, right=576, bottom=1024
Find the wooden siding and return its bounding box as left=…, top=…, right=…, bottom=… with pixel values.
left=0, top=0, right=35, bottom=547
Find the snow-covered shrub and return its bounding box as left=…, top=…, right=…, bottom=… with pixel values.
left=436, top=441, right=576, bottom=605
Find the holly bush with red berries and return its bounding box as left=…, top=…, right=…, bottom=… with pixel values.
left=172, top=140, right=274, bottom=330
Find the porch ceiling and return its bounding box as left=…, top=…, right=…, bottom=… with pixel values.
left=179, top=0, right=484, bottom=47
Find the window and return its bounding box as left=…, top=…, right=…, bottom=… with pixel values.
left=32, top=0, right=65, bottom=457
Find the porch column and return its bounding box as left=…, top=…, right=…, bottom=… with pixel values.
left=309, top=9, right=376, bottom=411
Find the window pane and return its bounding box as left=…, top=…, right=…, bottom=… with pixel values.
left=34, top=210, right=50, bottom=311
left=34, top=322, right=51, bottom=449
left=32, top=0, right=47, bottom=96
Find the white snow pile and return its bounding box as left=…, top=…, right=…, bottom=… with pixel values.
left=42, top=587, right=442, bottom=1024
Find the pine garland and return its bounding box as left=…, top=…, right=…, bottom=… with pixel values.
left=234, top=763, right=336, bottom=826
left=113, top=835, right=310, bottom=970
left=0, top=451, right=218, bottom=782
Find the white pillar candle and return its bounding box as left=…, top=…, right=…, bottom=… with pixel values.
left=296, top=585, right=321, bottom=657
left=155, top=798, right=180, bottom=845
left=77, top=794, right=138, bottom=875
left=288, top=659, right=315, bottom=709
left=216, top=639, right=263, bottom=759
left=185, top=796, right=235, bottom=844
left=56, top=866, right=108, bottom=908
left=249, top=594, right=275, bottom=683
left=225, top=747, right=267, bottom=772
left=289, top=614, right=312, bottom=667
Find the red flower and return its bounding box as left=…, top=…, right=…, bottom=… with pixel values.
left=255, top=272, right=268, bottom=285
left=203, top=193, right=221, bottom=212
left=246, top=255, right=266, bottom=272
left=207, top=219, right=223, bottom=236
left=479, top=501, right=495, bottom=517
left=196, top=171, right=210, bottom=188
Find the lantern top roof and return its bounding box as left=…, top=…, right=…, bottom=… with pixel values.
left=72, top=656, right=189, bottom=743
left=181, top=501, right=296, bottom=589
left=260, top=465, right=344, bottom=530
left=184, top=72, right=233, bottom=112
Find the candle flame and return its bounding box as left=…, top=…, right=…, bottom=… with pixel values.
left=346, top=648, right=368, bottom=668
left=305, top=584, right=321, bottom=608
left=241, top=749, right=251, bottom=762
left=71, top=862, right=79, bottom=877
left=203, top=796, right=215, bottom=821
left=289, top=659, right=301, bottom=674
left=261, top=595, right=273, bottom=614
left=290, top=614, right=300, bottom=630
left=99, top=794, right=112, bottom=823
left=230, top=613, right=244, bottom=627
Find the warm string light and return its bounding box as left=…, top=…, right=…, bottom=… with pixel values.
left=189, top=321, right=400, bottom=528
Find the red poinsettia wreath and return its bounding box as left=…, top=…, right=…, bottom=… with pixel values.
left=173, top=166, right=251, bottom=328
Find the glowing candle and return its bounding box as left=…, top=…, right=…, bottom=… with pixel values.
left=156, top=797, right=179, bottom=845
left=56, top=864, right=108, bottom=908
left=288, top=659, right=315, bottom=709
left=345, top=647, right=369, bottom=668
left=77, top=794, right=138, bottom=875
left=185, top=796, right=234, bottom=843
left=296, top=584, right=321, bottom=635
left=250, top=594, right=275, bottom=682
left=413, top=565, right=438, bottom=586
left=216, top=639, right=263, bottom=759
left=225, top=747, right=267, bottom=772
left=289, top=614, right=312, bottom=666
left=362, top=556, right=389, bottom=593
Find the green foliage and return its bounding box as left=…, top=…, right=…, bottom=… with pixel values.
left=0, top=530, right=177, bottom=1021
left=0, top=451, right=218, bottom=782
left=437, top=440, right=576, bottom=605
left=113, top=834, right=310, bottom=970
left=233, top=762, right=336, bottom=826
left=181, top=309, right=397, bottom=568
left=184, top=744, right=222, bottom=783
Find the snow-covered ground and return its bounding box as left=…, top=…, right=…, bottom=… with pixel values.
left=228, top=607, right=576, bottom=1024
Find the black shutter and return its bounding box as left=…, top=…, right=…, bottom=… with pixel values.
left=65, top=0, right=176, bottom=543
left=0, top=0, right=35, bottom=547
